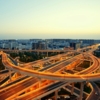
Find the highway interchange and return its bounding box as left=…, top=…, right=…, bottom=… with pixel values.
left=0, top=45, right=100, bottom=100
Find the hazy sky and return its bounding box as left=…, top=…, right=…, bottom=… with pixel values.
left=0, top=0, right=100, bottom=39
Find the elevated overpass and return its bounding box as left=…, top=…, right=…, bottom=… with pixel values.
left=0, top=44, right=100, bottom=100
left=2, top=52, right=100, bottom=82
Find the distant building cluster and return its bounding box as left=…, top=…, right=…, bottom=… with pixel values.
left=0, top=39, right=99, bottom=50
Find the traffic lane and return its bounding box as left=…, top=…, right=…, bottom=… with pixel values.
left=39, top=59, right=66, bottom=71
left=0, top=76, right=29, bottom=89
left=18, top=81, right=67, bottom=100
left=47, top=58, right=77, bottom=73
left=0, top=77, right=38, bottom=100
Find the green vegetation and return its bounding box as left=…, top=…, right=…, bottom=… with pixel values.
left=9, top=52, right=60, bottom=63
left=84, top=84, right=91, bottom=93
left=10, top=53, right=19, bottom=58
left=10, top=52, right=43, bottom=62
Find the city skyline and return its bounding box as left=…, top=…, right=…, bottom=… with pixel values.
left=0, top=0, right=100, bottom=39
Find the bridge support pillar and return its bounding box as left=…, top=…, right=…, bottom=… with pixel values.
left=54, top=90, right=58, bottom=100
left=80, top=82, right=84, bottom=100
left=71, top=83, right=74, bottom=95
